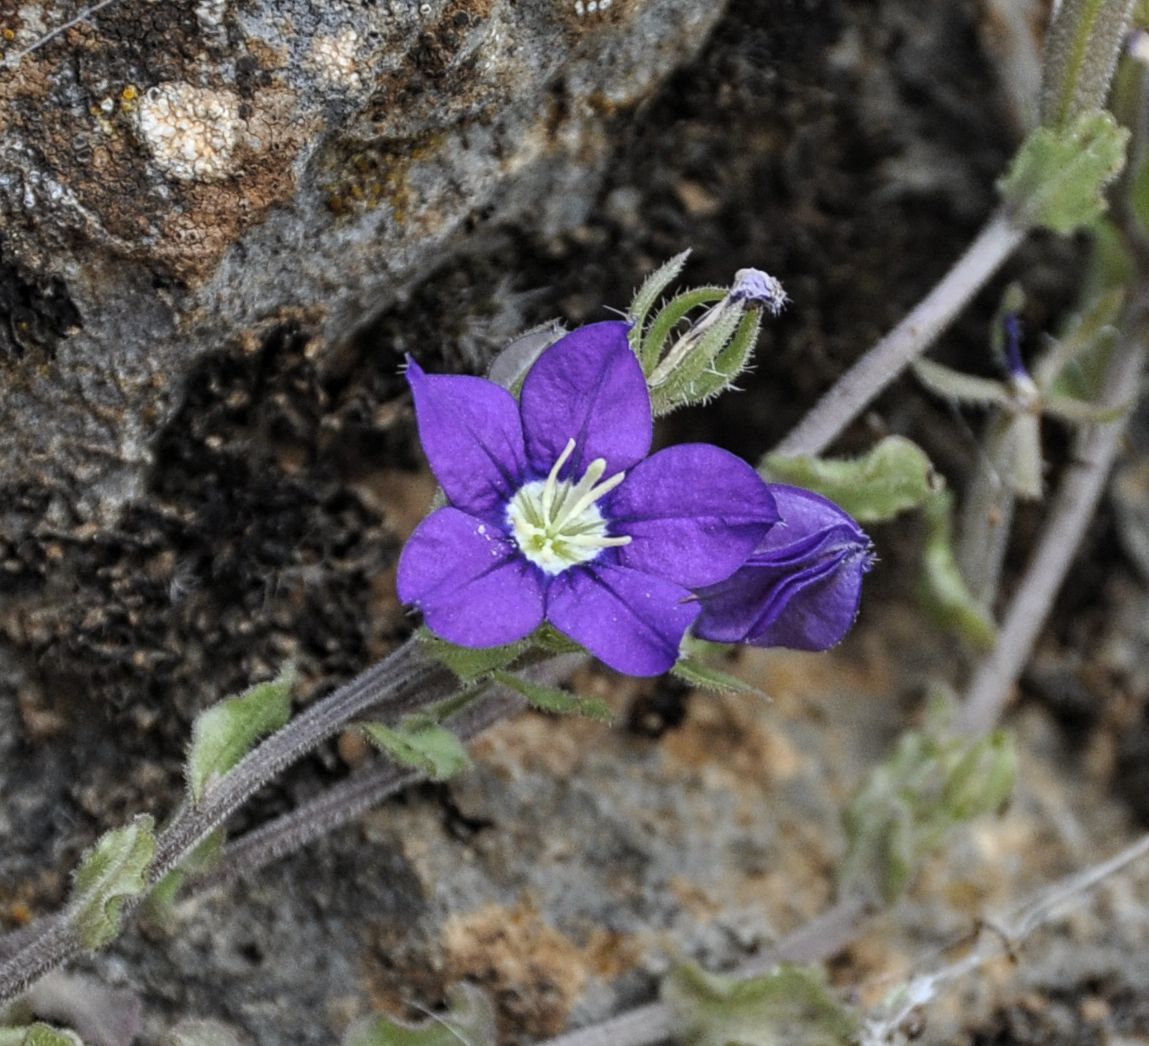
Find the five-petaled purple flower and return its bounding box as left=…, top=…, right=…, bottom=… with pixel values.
left=397, top=321, right=780, bottom=676
left=693, top=485, right=873, bottom=651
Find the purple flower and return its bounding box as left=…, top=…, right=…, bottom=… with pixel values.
left=693, top=485, right=873, bottom=652
left=397, top=321, right=780, bottom=676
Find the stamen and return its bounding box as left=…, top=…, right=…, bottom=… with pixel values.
left=543, top=438, right=577, bottom=516
left=506, top=442, right=629, bottom=574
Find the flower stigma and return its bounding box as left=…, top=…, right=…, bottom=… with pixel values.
left=506, top=438, right=631, bottom=574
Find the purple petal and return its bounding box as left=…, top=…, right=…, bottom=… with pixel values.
left=398, top=507, right=544, bottom=646
left=519, top=322, right=652, bottom=479
left=547, top=562, right=699, bottom=676
left=606, top=444, right=780, bottom=588
left=406, top=358, right=528, bottom=517
left=693, top=485, right=873, bottom=651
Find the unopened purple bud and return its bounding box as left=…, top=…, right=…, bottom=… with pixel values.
left=1003, top=314, right=1027, bottom=378
left=729, top=268, right=788, bottom=316
left=693, top=485, right=873, bottom=652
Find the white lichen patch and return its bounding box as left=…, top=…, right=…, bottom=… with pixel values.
left=137, top=83, right=241, bottom=182
left=307, top=28, right=362, bottom=89
left=573, top=0, right=613, bottom=15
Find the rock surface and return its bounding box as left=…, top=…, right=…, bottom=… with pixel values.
left=5, top=0, right=1149, bottom=1044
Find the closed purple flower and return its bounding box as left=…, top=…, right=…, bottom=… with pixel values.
left=693, top=485, right=873, bottom=651
left=397, top=321, right=780, bottom=676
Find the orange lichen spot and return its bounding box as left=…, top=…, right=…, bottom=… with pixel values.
left=5, top=900, right=34, bottom=926
left=442, top=899, right=640, bottom=1037
left=121, top=84, right=139, bottom=102
left=2, top=27, right=16, bottom=41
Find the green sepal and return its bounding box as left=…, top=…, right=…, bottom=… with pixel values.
left=1035, top=285, right=1124, bottom=393
left=661, top=962, right=859, bottom=1046
left=628, top=250, right=692, bottom=361
left=651, top=305, right=753, bottom=415
left=672, top=656, right=766, bottom=698
left=762, top=436, right=939, bottom=523
left=639, top=285, right=725, bottom=376
left=0, top=1026, right=86, bottom=1046
left=912, top=359, right=1012, bottom=408
left=186, top=665, right=295, bottom=805
left=417, top=629, right=531, bottom=683
left=67, top=814, right=156, bottom=951
left=998, top=111, right=1129, bottom=234
left=919, top=491, right=998, bottom=649
left=341, top=983, right=496, bottom=1046
left=359, top=720, right=471, bottom=781
left=491, top=670, right=613, bottom=721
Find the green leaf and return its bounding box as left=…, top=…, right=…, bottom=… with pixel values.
left=999, top=111, right=1129, bottom=234
left=418, top=630, right=530, bottom=682
left=67, top=814, right=156, bottom=951
left=491, top=670, right=613, bottom=721
left=359, top=721, right=471, bottom=781
left=662, top=962, right=859, bottom=1046
left=762, top=436, right=939, bottom=523
left=672, top=656, right=766, bottom=698
left=919, top=491, right=998, bottom=649
left=0, top=1026, right=85, bottom=1046
left=187, top=665, right=295, bottom=804
left=342, top=984, right=496, bottom=1046
left=839, top=688, right=1017, bottom=903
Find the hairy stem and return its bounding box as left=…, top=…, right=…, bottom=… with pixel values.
left=957, top=311, right=1148, bottom=736
left=0, top=637, right=455, bottom=1005
left=956, top=414, right=1018, bottom=609
left=772, top=210, right=1026, bottom=458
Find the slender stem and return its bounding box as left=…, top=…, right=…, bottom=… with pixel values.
left=957, top=312, right=1148, bottom=736
left=205, top=689, right=528, bottom=889
left=771, top=210, right=1026, bottom=458
left=956, top=414, right=1018, bottom=609
left=539, top=896, right=872, bottom=1046
left=0, top=637, right=456, bottom=1005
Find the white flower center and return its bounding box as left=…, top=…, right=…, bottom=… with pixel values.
left=506, top=438, right=631, bottom=574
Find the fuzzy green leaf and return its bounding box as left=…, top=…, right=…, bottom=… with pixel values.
left=0, top=1027, right=86, bottom=1046
left=187, top=666, right=295, bottom=804
left=999, top=111, right=1129, bottom=234
left=418, top=630, right=530, bottom=682
left=762, top=436, right=939, bottom=523
left=359, top=721, right=470, bottom=781
left=672, top=657, right=766, bottom=698
left=491, top=670, right=613, bottom=721
left=68, top=814, right=156, bottom=951
left=840, top=689, right=1016, bottom=902
left=662, top=962, right=859, bottom=1046
left=342, top=984, right=496, bottom=1046
left=919, top=492, right=998, bottom=649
